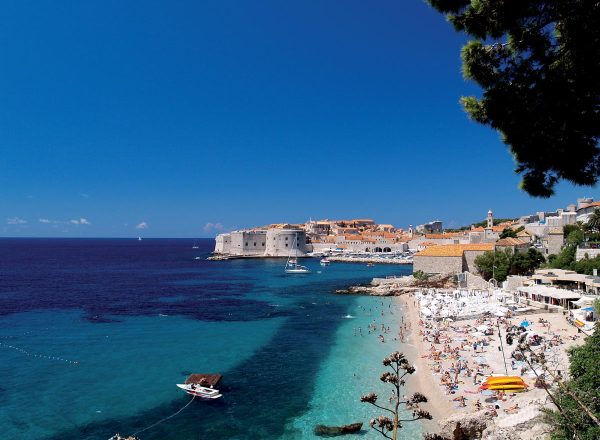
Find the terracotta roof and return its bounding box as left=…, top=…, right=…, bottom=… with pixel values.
left=415, top=243, right=494, bottom=257
left=495, top=237, right=530, bottom=246
left=343, top=235, right=363, bottom=240
left=419, top=241, right=439, bottom=247
left=424, top=233, right=462, bottom=239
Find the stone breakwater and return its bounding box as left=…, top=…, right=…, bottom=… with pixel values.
left=335, top=274, right=457, bottom=296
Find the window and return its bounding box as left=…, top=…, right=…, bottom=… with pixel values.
left=285, top=237, right=288, bottom=241
left=245, top=242, right=248, bottom=246
left=285, top=244, right=288, bottom=247
left=254, top=242, right=256, bottom=246
left=262, top=242, right=265, bottom=246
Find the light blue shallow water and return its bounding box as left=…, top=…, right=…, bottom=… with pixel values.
left=0, top=239, right=416, bottom=439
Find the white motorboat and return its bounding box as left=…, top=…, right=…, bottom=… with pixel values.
left=320, top=258, right=330, bottom=266
left=176, top=383, right=222, bottom=399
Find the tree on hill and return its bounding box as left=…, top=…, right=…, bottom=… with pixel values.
left=426, top=1, right=600, bottom=197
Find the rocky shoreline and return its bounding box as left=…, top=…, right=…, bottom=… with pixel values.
left=335, top=274, right=457, bottom=296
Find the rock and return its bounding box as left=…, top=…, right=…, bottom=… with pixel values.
left=438, top=409, right=494, bottom=439
left=314, top=422, right=363, bottom=436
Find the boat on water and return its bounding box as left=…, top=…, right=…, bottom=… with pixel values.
left=192, top=240, right=199, bottom=249
left=176, top=383, right=222, bottom=399
left=320, top=258, right=330, bottom=266
left=137, top=237, right=142, bottom=241
left=285, top=233, right=311, bottom=274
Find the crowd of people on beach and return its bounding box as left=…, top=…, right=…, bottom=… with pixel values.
left=410, top=288, right=581, bottom=418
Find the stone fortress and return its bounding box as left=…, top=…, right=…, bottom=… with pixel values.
left=213, top=219, right=410, bottom=258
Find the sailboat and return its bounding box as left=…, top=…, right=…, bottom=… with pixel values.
left=285, top=233, right=310, bottom=274
left=192, top=240, right=199, bottom=249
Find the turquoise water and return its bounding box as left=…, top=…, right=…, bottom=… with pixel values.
left=0, top=239, right=416, bottom=439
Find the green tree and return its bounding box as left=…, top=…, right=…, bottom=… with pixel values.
left=426, top=1, right=600, bottom=197
left=510, top=248, right=546, bottom=275
left=500, top=227, right=517, bottom=239
left=474, top=249, right=511, bottom=282
left=585, top=208, right=600, bottom=233
left=545, top=327, right=600, bottom=439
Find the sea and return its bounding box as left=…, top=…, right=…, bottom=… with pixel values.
left=0, top=238, right=420, bottom=440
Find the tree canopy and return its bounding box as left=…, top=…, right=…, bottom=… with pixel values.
left=427, top=1, right=600, bottom=197
left=475, top=247, right=545, bottom=282
left=546, top=326, right=600, bottom=439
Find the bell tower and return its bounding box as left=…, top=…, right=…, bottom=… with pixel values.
left=487, top=209, right=493, bottom=229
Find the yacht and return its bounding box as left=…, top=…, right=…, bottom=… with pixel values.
left=320, top=258, right=331, bottom=266
left=285, top=233, right=311, bottom=274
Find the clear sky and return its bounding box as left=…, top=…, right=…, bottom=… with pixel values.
left=1, top=1, right=595, bottom=237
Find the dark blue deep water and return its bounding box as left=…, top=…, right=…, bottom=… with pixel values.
left=0, top=239, right=414, bottom=439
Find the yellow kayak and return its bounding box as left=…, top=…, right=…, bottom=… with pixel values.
left=484, top=376, right=524, bottom=385
left=483, top=384, right=527, bottom=390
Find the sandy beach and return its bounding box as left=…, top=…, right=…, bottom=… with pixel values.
left=397, top=290, right=586, bottom=436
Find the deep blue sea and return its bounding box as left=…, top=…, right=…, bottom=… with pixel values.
left=0, top=238, right=418, bottom=439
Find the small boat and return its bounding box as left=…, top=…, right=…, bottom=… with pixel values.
left=320, top=258, right=330, bottom=266
left=192, top=240, right=199, bottom=249
left=137, top=237, right=142, bottom=241
left=176, top=383, right=222, bottom=399
left=285, top=233, right=311, bottom=274
left=367, top=262, right=374, bottom=267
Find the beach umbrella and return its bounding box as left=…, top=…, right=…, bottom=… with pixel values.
left=475, top=356, right=488, bottom=365
left=520, top=320, right=531, bottom=327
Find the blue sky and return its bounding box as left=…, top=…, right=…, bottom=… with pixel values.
left=1, top=0, right=595, bottom=237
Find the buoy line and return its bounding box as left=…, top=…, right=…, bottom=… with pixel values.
left=0, top=341, right=80, bottom=365
left=130, top=395, right=196, bottom=437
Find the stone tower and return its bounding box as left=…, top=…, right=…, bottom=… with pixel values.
left=487, top=209, right=493, bottom=229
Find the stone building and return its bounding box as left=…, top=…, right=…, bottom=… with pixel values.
left=541, top=228, right=564, bottom=257
left=413, top=243, right=495, bottom=275
left=214, top=228, right=308, bottom=257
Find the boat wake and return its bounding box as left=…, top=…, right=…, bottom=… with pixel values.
left=343, top=315, right=355, bottom=319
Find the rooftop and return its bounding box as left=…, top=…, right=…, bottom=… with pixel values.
left=415, top=243, right=494, bottom=257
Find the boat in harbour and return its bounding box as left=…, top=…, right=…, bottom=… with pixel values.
left=285, top=233, right=311, bottom=274
left=320, top=258, right=330, bottom=266
left=176, top=383, right=222, bottom=399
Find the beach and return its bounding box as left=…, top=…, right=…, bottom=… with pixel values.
left=397, top=289, right=586, bottom=438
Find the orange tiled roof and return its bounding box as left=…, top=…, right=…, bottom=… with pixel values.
left=415, top=243, right=494, bottom=257
left=495, top=237, right=530, bottom=246
left=344, top=235, right=364, bottom=241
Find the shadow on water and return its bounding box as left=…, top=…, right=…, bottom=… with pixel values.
left=43, top=290, right=350, bottom=440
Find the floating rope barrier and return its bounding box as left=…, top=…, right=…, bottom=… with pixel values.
left=0, top=341, right=80, bottom=365
left=130, top=395, right=196, bottom=437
